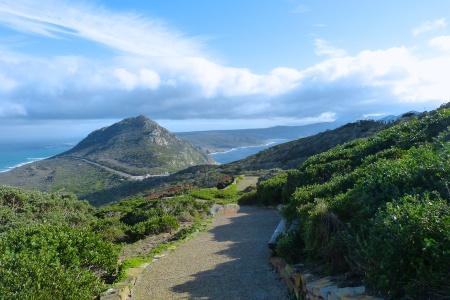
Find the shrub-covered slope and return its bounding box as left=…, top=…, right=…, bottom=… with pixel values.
left=256, top=104, right=450, bottom=298
left=0, top=185, right=212, bottom=299
left=0, top=186, right=118, bottom=299
left=227, top=120, right=387, bottom=171
left=61, top=115, right=215, bottom=175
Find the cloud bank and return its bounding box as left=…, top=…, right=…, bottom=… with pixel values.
left=0, top=1, right=449, bottom=137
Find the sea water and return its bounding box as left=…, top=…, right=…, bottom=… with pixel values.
left=0, top=140, right=77, bottom=173
left=210, top=139, right=288, bottom=164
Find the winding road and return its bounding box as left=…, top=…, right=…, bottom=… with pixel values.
left=131, top=206, right=290, bottom=300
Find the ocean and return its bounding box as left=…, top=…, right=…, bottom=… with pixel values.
left=209, top=139, right=288, bottom=164
left=0, top=140, right=77, bottom=173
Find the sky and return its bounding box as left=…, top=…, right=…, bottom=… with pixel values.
left=1, top=0, right=450, bottom=141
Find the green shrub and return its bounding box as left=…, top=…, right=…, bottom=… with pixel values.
left=238, top=189, right=258, bottom=205
left=275, top=229, right=304, bottom=263
left=0, top=224, right=118, bottom=300
left=0, top=186, right=96, bottom=233
left=257, top=172, right=287, bottom=205
left=303, top=199, right=349, bottom=272
left=354, top=194, right=450, bottom=298
left=270, top=106, right=450, bottom=296
left=92, top=217, right=128, bottom=242
left=190, top=189, right=216, bottom=200
left=127, top=215, right=179, bottom=240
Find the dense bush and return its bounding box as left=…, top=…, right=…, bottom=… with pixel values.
left=0, top=184, right=214, bottom=298
left=275, top=229, right=304, bottom=264
left=127, top=215, right=180, bottom=240
left=0, top=186, right=96, bottom=233
left=0, top=224, right=118, bottom=300
left=95, top=195, right=209, bottom=242
left=256, top=172, right=287, bottom=205
left=237, top=189, right=258, bottom=205
left=256, top=105, right=450, bottom=297
left=355, top=194, right=450, bottom=298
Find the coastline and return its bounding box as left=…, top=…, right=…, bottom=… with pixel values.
left=208, top=141, right=276, bottom=155
left=209, top=139, right=289, bottom=164
left=0, top=141, right=74, bottom=173
left=0, top=157, right=49, bottom=173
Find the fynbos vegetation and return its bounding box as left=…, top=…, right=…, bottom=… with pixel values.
left=256, top=104, right=450, bottom=298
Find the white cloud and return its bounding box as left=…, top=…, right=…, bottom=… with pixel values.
left=0, top=0, right=449, bottom=135
left=113, top=68, right=161, bottom=90
left=412, top=18, right=447, bottom=36
left=0, top=0, right=205, bottom=58
left=429, top=35, right=450, bottom=51
left=140, top=70, right=161, bottom=90
left=314, top=39, right=348, bottom=58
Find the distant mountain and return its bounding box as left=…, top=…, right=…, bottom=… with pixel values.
left=177, top=121, right=342, bottom=153
left=60, top=115, right=215, bottom=175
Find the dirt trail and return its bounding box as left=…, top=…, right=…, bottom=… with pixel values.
left=131, top=206, right=290, bottom=300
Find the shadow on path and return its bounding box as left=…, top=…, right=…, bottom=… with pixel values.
left=170, top=206, right=289, bottom=300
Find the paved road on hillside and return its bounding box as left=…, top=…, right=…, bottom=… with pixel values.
left=131, top=206, right=290, bottom=300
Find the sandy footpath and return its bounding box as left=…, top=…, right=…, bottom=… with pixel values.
left=131, top=206, right=290, bottom=300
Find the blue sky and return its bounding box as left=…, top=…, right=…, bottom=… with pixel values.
left=1, top=0, right=450, bottom=140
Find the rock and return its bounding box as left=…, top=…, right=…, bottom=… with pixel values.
left=320, top=285, right=338, bottom=299
left=328, top=286, right=366, bottom=300
left=306, top=277, right=333, bottom=295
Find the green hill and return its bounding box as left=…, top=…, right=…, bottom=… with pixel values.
left=61, top=115, right=215, bottom=175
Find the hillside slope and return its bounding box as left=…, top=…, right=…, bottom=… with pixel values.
left=61, top=115, right=215, bottom=175
left=255, top=103, right=450, bottom=298
left=226, top=120, right=387, bottom=171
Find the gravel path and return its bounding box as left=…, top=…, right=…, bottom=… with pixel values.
left=131, top=206, right=290, bottom=300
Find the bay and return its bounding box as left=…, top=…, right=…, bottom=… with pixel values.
left=210, top=139, right=288, bottom=164
left=0, top=140, right=76, bottom=173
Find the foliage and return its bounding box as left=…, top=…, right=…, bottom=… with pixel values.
left=0, top=182, right=213, bottom=299
left=189, top=186, right=239, bottom=202
left=95, top=195, right=210, bottom=242
left=355, top=194, right=450, bottom=298
left=256, top=105, right=450, bottom=297
left=237, top=189, right=258, bottom=205
left=257, top=172, right=288, bottom=205
left=0, top=186, right=96, bottom=233
left=127, top=216, right=179, bottom=240
left=275, top=229, right=304, bottom=264
left=0, top=224, right=118, bottom=300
